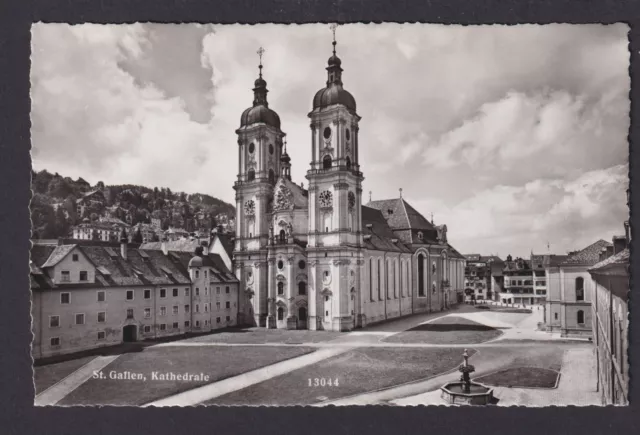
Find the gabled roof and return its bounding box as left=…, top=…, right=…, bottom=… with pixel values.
left=560, top=240, right=613, bottom=266
left=168, top=251, right=238, bottom=283
left=543, top=254, right=569, bottom=267
left=366, top=198, right=435, bottom=232
left=361, top=206, right=411, bottom=253
left=213, top=233, right=234, bottom=259
left=41, top=245, right=77, bottom=268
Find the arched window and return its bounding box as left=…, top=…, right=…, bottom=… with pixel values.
left=417, top=254, right=425, bottom=296
left=279, top=229, right=286, bottom=243
left=323, top=155, right=332, bottom=169
left=298, top=281, right=307, bottom=295
left=417, top=231, right=423, bottom=241
left=348, top=213, right=353, bottom=231
left=575, top=277, right=585, bottom=301
left=346, top=156, right=351, bottom=170
left=277, top=306, right=284, bottom=321
left=247, top=169, right=255, bottom=181
left=323, top=213, right=331, bottom=233
left=269, top=169, right=275, bottom=184
left=377, top=258, right=382, bottom=300
left=577, top=310, right=585, bottom=324
left=369, top=258, right=373, bottom=301
left=277, top=281, right=284, bottom=295
left=299, top=307, right=307, bottom=321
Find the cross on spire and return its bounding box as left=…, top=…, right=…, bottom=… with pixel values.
left=257, top=46, right=265, bottom=77
left=430, top=212, right=434, bottom=224
left=329, top=23, right=338, bottom=54
left=283, top=137, right=287, bottom=153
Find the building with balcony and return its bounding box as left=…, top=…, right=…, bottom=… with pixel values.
left=463, top=254, right=504, bottom=302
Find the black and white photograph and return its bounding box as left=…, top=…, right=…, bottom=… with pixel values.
left=29, top=23, right=630, bottom=407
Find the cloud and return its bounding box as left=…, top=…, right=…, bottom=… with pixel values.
left=30, top=23, right=630, bottom=254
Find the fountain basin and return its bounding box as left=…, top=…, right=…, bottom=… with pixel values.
left=440, top=382, right=494, bottom=405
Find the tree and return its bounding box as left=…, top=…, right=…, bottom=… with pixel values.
left=54, top=207, right=69, bottom=238
left=132, top=227, right=143, bottom=243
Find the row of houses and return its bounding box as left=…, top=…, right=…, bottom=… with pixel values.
left=30, top=231, right=238, bottom=360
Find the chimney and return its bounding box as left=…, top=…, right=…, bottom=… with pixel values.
left=161, top=240, right=168, bottom=256
left=119, top=228, right=128, bottom=261
left=613, top=236, right=626, bottom=255
left=624, top=221, right=630, bottom=244
left=606, top=245, right=613, bottom=257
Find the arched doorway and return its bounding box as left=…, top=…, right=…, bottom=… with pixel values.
left=298, top=306, right=307, bottom=329
left=123, top=324, right=137, bottom=342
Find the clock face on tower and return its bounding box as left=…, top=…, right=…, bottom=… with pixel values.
left=348, top=191, right=356, bottom=210
left=244, top=200, right=255, bottom=216
left=319, top=190, right=333, bottom=208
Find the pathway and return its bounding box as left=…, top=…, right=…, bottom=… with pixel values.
left=34, top=355, right=119, bottom=406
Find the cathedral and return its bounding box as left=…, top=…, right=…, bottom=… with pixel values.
left=232, top=34, right=466, bottom=331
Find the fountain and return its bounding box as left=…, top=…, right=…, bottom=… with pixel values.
left=440, top=349, right=494, bottom=405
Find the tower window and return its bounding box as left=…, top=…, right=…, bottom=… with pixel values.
left=323, top=127, right=331, bottom=140
left=247, top=169, right=255, bottom=181
left=269, top=169, right=275, bottom=184
left=345, top=128, right=351, bottom=141
left=279, top=229, right=286, bottom=243
left=323, top=155, right=332, bottom=169
left=248, top=142, right=255, bottom=153
left=346, top=156, right=351, bottom=170
left=269, top=143, right=274, bottom=154
left=277, top=282, right=284, bottom=295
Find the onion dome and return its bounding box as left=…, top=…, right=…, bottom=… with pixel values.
left=312, top=32, right=357, bottom=112
left=240, top=50, right=281, bottom=129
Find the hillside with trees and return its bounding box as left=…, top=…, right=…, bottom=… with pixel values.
left=30, top=170, right=236, bottom=239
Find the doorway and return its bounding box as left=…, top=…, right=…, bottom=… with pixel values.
left=123, top=324, right=137, bottom=342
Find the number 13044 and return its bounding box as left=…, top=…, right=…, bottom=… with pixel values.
left=307, top=377, right=339, bottom=387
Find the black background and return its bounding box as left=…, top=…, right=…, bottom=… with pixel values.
left=1, top=1, right=638, bottom=434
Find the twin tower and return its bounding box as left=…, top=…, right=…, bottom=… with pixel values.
left=232, top=35, right=366, bottom=331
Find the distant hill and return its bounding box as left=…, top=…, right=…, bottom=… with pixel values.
left=30, top=169, right=236, bottom=239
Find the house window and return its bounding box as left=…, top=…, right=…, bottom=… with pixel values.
left=61, top=271, right=70, bottom=282
left=97, top=291, right=105, bottom=302
left=577, top=310, right=585, bottom=325
left=159, top=324, right=166, bottom=331
left=204, top=270, right=207, bottom=278
left=195, top=320, right=201, bottom=328
left=277, top=307, right=284, bottom=320
left=225, top=301, right=231, bottom=309
left=204, top=320, right=209, bottom=326
left=172, top=288, right=178, bottom=297
left=225, top=286, right=230, bottom=294
left=205, top=287, right=209, bottom=296
left=195, top=270, right=200, bottom=279
left=126, top=290, right=134, bottom=301
left=127, top=308, right=134, bottom=319
left=160, top=289, right=166, bottom=298
left=50, top=337, right=60, bottom=347
left=205, top=304, right=209, bottom=313
left=144, top=325, right=151, bottom=333
left=173, top=306, right=178, bottom=315
left=217, top=317, right=221, bottom=323
left=216, top=302, right=221, bottom=311
left=277, top=281, right=284, bottom=295
left=97, top=331, right=105, bottom=340
left=196, top=288, right=200, bottom=296
left=195, top=304, right=200, bottom=313
left=79, top=271, right=88, bottom=281
left=417, top=254, right=425, bottom=297
left=298, top=281, right=307, bottom=295
left=185, top=304, right=190, bottom=313
left=575, top=277, right=585, bottom=301
left=226, top=316, right=230, bottom=322
left=160, top=306, right=167, bottom=316
left=97, top=312, right=106, bottom=323
left=184, top=321, right=190, bottom=327
left=75, top=313, right=85, bottom=325
left=72, top=254, right=79, bottom=262
left=217, top=287, right=221, bottom=294
left=144, top=289, right=151, bottom=299
left=185, top=288, right=190, bottom=297
left=144, top=308, right=151, bottom=318
left=172, top=322, right=179, bottom=329
left=49, top=315, right=60, bottom=328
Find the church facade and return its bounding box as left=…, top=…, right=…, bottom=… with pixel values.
left=233, top=39, right=466, bottom=331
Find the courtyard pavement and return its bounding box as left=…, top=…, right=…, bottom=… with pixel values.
left=34, top=303, right=600, bottom=407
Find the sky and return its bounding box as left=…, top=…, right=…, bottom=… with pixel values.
left=30, top=23, right=630, bottom=258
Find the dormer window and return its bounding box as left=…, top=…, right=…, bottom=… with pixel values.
left=417, top=231, right=424, bottom=241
